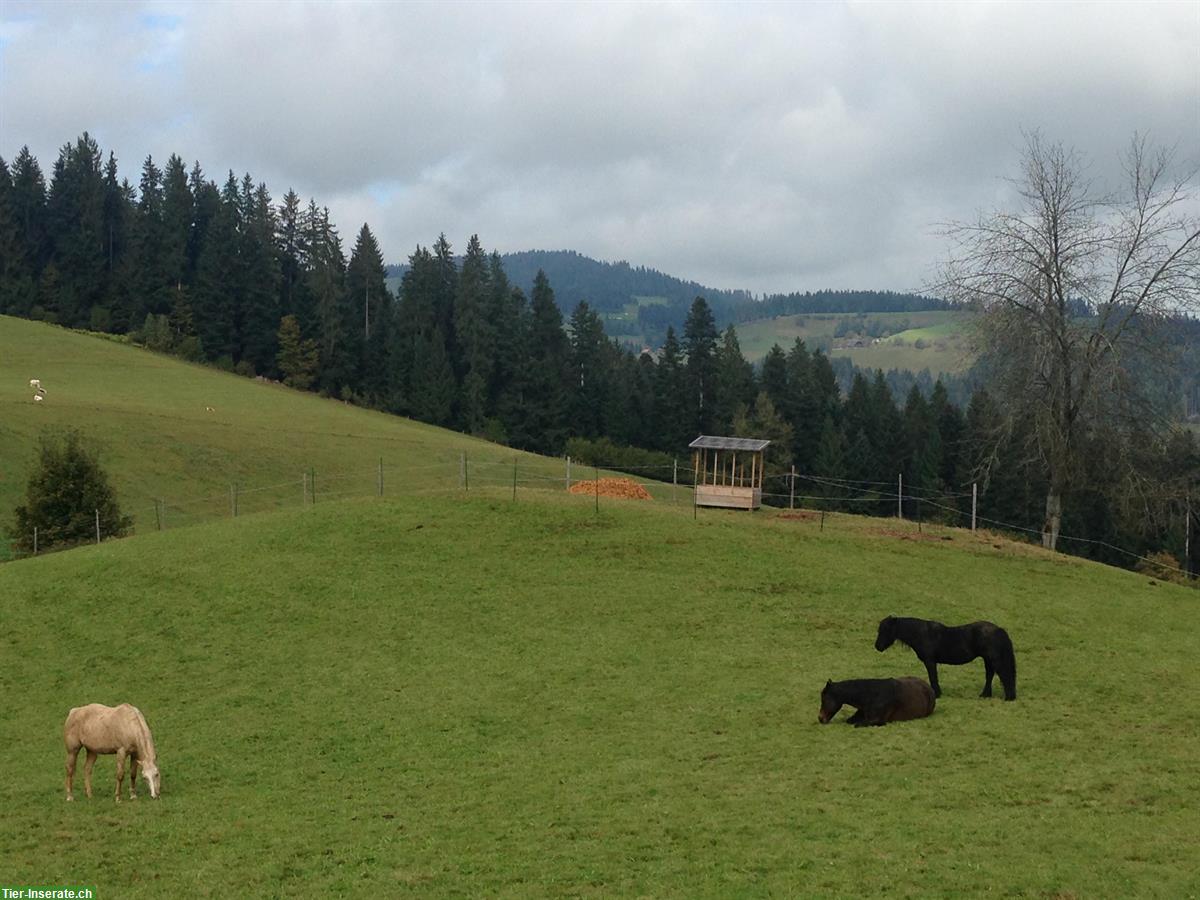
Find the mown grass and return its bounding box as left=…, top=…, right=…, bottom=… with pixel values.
left=1, top=492, right=1196, bottom=898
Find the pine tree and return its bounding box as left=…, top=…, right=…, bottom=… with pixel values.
left=654, top=326, right=689, bottom=451
left=682, top=297, right=719, bottom=434
left=276, top=314, right=319, bottom=389
left=237, top=179, right=281, bottom=375
left=46, top=134, right=106, bottom=326
left=455, top=235, right=495, bottom=431
left=713, top=325, right=756, bottom=434
left=521, top=270, right=570, bottom=452
left=346, top=223, right=391, bottom=405
left=568, top=301, right=608, bottom=438
left=812, top=415, right=848, bottom=509
left=759, top=344, right=789, bottom=414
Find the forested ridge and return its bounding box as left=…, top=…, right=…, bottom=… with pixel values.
left=1, top=134, right=1195, bottom=575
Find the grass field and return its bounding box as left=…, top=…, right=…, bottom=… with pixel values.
left=2, top=316, right=1198, bottom=897
left=734, top=311, right=971, bottom=374
left=0, top=315, right=570, bottom=550
left=1, top=493, right=1196, bottom=897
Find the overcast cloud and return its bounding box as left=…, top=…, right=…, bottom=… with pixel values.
left=1, top=0, right=1196, bottom=295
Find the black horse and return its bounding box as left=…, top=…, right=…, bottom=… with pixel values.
left=875, top=616, right=1017, bottom=700
left=818, top=677, right=936, bottom=727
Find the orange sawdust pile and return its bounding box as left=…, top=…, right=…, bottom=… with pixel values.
left=567, top=477, right=652, bottom=500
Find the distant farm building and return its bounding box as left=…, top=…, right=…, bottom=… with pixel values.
left=689, top=435, right=770, bottom=510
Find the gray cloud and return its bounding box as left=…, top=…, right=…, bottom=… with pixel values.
left=2, top=0, right=1196, bottom=295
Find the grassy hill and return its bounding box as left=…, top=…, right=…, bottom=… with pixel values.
left=1, top=492, right=1196, bottom=897
left=734, top=310, right=971, bottom=373
left=0, top=315, right=570, bottom=553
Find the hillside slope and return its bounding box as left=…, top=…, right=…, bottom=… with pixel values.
left=0, top=315, right=558, bottom=546
left=1, top=492, right=1196, bottom=897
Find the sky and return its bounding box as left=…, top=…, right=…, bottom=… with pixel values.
left=1, top=0, right=1196, bottom=296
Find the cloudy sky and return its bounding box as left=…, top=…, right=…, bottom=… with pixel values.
left=1, top=0, right=1196, bottom=295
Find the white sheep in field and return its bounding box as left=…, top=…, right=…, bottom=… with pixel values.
left=30, top=378, right=41, bottom=389
left=34, top=394, right=44, bottom=403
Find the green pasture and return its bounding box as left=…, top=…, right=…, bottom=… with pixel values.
left=0, top=316, right=566, bottom=547
left=734, top=311, right=971, bottom=374
left=0, top=494, right=1196, bottom=897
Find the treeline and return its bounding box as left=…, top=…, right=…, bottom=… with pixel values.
left=730, top=289, right=955, bottom=323
left=0, top=134, right=1195, bottom=575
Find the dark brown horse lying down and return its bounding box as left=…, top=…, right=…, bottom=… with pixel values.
left=818, top=677, right=936, bottom=727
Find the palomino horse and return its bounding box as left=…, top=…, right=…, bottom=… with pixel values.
left=64, top=704, right=161, bottom=801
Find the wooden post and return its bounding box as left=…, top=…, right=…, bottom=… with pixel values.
left=594, top=466, right=600, bottom=515
left=790, top=465, right=796, bottom=510
left=971, top=483, right=978, bottom=532
left=566, top=456, right=572, bottom=491
left=95, top=509, right=100, bottom=544
left=673, top=458, right=678, bottom=506
left=155, top=500, right=162, bottom=531
left=33, top=526, right=38, bottom=555
left=897, top=473, right=903, bottom=519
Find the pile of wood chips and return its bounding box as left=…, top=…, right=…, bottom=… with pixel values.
left=567, top=477, right=652, bottom=500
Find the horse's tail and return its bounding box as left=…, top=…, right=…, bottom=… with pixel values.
left=993, top=628, right=1017, bottom=700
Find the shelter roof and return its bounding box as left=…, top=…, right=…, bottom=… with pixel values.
left=688, top=435, right=771, bottom=452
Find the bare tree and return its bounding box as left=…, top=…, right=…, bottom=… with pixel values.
left=940, top=133, right=1200, bottom=550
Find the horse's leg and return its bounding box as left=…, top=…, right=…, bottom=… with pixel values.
left=114, top=749, right=126, bottom=803
left=84, top=751, right=97, bottom=799
left=65, top=746, right=79, bottom=801
left=129, top=754, right=138, bottom=800
left=846, top=708, right=864, bottom=725
left=923, top=659, right=941, bottom=698
left=981, top=657, right=995, bottom=698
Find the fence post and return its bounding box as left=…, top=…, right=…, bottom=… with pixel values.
left=95, top=509, right=100, bottom=545
left=302, top=472, right=308, bottom=506
left=311, top=468, right=316, bottom=504
left=971, top=483, right=978, bottom=532
left=1186, top=490, right=1192, bottom=579
left=594, top=466, right=600, bottom=515
left=673, top=458, right=678, bottom=507
left=897, top=473, right=903, bottom=520
left=790, top=465, right=796, bottom=510
left=155, top=499, right=163, bottom=531
left=566, top=456, right=572, bottom=491
left=33, top=526, right=38, bottom=555
left=378, top=457, right=384, bottom=497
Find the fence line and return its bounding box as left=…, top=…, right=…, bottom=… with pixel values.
left=2, top=454, right=1193, bottom=580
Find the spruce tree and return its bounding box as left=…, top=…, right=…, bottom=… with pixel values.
left=713, top=325, right=756, bottom=434
left=682, top=297, right=719, bottom=434
left=276, top=315, right=319, bottom=389
left=568, top=301, right=608, bottom=438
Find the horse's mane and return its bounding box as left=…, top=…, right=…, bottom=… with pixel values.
left=130, top=706, right=157, bottom=762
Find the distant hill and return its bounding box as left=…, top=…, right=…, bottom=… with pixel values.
left=387, top=249, right=952, bottom=347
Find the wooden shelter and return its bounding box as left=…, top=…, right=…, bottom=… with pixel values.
left=689, top=435, right=770, bottom=510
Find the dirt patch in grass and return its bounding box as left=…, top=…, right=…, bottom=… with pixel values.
left=567, top=477, right=652, bottom=500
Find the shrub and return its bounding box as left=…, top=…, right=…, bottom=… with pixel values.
left=9, top=428, right=133, bottom=553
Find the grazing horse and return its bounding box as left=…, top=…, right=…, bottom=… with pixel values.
left=64, top=704, right=161, bottom=801
left=875, top=616, right=1017, bottom=701
left=818, top=677, right=936, bottom=727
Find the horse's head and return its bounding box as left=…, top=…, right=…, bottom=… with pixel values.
left=875, top=616, right=897, bottom=652
left=818, top=680, right=841, bottom=724
left=140, top=761, right=161, bottom=798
